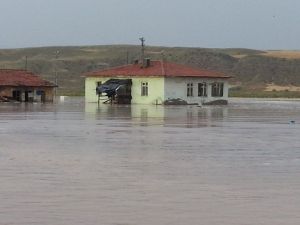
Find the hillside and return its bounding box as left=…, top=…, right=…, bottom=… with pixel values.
left=1, top=45, right=300, bottom=97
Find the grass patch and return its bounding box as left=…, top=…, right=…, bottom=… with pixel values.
left=261, top=50, right=300, bottom=59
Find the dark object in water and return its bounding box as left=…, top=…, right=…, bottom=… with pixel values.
left=164, top=98, right=188, bottom=105
left=96, top=79, right=132, bottom=104
left=202, top=99, right=228, bottom=105
left=0, top=96, right=9, bottom=102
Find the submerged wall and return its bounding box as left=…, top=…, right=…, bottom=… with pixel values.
left=85, top=76, right=164, bottom=104
left=85, top=76, right=229, bottom=105
left=0, top=86, right=54, bottom=102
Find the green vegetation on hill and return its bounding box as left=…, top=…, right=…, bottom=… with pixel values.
left=1, top=45, right=300, bottom=97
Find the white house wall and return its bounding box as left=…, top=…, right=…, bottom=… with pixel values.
left=131, top=77, right=164, bottom=104
left=86, top=76, right=229, bottom=105
left=164, top=77, right=229, bottom=104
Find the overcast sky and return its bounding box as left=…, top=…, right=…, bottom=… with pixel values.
left=0, top=0, right=299, bottom=49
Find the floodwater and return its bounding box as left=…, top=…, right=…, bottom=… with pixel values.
left=0, top=98, right=300, bottom=225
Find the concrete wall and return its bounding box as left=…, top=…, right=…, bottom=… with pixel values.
left=44, top=87, right=55, bottom=102
left=0, top=87, right=13, bottom=97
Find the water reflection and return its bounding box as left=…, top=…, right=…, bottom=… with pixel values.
left=1, top=98, right=300, bottom=225
left=85, top=103, right=228, bottom=128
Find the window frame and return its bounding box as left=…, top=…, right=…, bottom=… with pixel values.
left=198, top=82, right=207, bottom=97
left=211, top=82, right=224, bottom=97
left=141, top=81, right=148, bottom=96
left=187, top=83, right=194, bottom=97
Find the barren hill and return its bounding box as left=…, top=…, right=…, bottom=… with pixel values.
left=1, top=45, right=300, bottom=97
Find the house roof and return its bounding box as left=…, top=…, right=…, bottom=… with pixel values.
left=85, top=60, right=230, bottom=79
left=0, top=69, right=56, bottom=87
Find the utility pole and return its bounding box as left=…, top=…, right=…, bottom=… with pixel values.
left=54, top=50, right=60, bottom=100
left=139, top=37, right=145, bottom=66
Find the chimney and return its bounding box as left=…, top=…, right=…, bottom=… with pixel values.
left=144, top=58, right=151, bottom=68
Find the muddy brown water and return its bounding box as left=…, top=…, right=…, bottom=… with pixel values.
left=0, top=98, right=300, bottom=225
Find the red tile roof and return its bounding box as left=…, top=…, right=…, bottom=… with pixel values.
left=0, top=69, right=56, bottom=87
left=86, top=60, right=230, bottom=78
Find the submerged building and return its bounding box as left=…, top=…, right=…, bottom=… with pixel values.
left=85, top=60, right=230, bottom=105
left=0, top=69, right=56, bottom=102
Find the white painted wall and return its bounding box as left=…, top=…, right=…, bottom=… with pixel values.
left=164, top=77, right=229, bottom=104
left=85, top=77, right=100, bottom=103
left=86, top=76, right=229, bottom=105
left=131, top=77, right=164, bottom=104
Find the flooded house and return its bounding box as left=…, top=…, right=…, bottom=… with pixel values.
left=0, top=69, right=56, bottom=102
left=85, top=59, right=230, bottom=105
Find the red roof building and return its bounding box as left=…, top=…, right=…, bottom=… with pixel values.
left=0, top=69, right=56, bottom=102
left=85, top=60, right=230, bottom=105
left=86, top=60, right=230, bottom=78
left=0, top=69, right=56, bottom=87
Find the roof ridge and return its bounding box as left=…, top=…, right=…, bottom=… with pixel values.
left=85, top=60, right=230, bottom=78
left=0, top=70, right=56, bottom=87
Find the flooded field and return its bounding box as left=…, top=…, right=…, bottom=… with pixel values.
left=0, top=98, right=300, bottom=225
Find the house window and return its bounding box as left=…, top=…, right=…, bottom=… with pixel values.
left=211, top=82, right=224, bottom=97
left=198, top=83, right=207, bottom=97
left=187, top=83, right=193, bottom=97
left=141, top=82, right=148, bottom=96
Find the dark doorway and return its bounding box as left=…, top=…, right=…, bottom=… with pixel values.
left=12, top=90, right=22, bottom=102
left=36, top=90, right=46, bottom=102
left=25, top=90, right=34, bottom=102
left=40, top=91, right=46, bottom=102
left=25, top=91, right=29, bottom=102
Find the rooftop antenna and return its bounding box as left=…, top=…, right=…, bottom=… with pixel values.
left=160, top=50, right=165, bottom=61
left=139, top=37, right=145, bottom=67
left=126, top=50, right=129, bottom=65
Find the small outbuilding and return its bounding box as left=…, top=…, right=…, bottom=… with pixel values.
left=0, top=69, right=56, bottom=102
left=85, top=60, right=231, bottom=105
